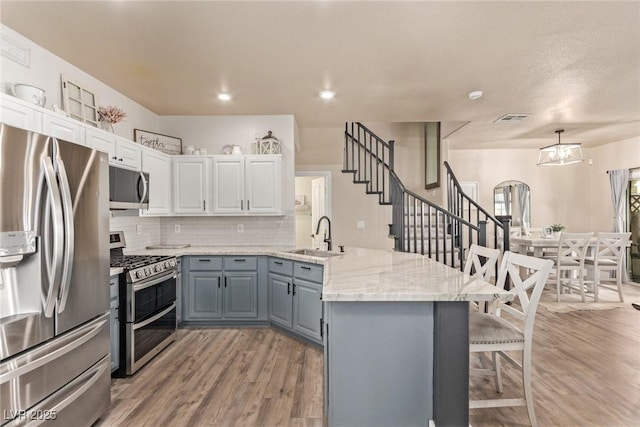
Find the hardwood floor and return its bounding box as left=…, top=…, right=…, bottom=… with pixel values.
left=97, top=303, right=639, bottom=426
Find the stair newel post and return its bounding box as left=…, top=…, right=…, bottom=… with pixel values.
left=388, top=140, right=395, bottom=171
left=478, top=220, right=487, bottom=247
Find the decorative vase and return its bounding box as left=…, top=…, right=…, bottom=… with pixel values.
left=99, top=120, right=114, bottom=133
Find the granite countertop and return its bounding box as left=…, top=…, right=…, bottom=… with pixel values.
left=110, top=267, right=123, bottom=277
left=125, top=246, right=511, bottom=303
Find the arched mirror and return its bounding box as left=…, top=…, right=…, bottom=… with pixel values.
left=494, top=181, right=531, bottom=231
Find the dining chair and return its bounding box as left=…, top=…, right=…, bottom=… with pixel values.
left=584, top=232, right=631, bottom=302
left=469, top=251, right=553, bottom=427
left=464, top=244, right=501, bottom=312
left=548, top=232, right=593, bottom=302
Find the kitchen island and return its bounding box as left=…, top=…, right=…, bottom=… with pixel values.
left=131, top=245, right=510, bottom=426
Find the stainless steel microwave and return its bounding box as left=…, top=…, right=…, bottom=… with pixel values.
left=109, top=165, right=149, bottom=210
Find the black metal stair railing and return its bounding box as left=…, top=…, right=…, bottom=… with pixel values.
left=443, top=161, right=510, bottom=253
left=343, top=122, right=494, bottom=270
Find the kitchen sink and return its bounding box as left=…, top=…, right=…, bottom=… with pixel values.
left=288, top=249, right=343, bottom=258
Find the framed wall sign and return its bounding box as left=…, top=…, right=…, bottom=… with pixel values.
left=133, top=129, right=183, bottom=155
left=425, top=122, right=441, bottom=189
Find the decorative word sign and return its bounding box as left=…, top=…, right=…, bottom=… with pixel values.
left=134, top=129, right=183, bottom=155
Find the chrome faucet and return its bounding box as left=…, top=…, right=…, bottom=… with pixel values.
left=315, top=216, right=332, bottom=251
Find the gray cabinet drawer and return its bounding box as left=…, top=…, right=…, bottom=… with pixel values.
left=189, top=256, right=222, bottom=271
left=294, top=262, right=323, bottom=283
left=269, top=258, right=293, bottom=276
left=224, top=256, right=258, bottom=271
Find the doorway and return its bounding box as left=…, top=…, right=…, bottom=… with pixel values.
left=295, top=171, right=332, bottom=249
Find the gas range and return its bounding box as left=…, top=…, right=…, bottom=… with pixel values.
left=109, top=231, right=177, bottom=283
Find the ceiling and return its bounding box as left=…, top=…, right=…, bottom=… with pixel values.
left=2, top=1, right=639, bottom=149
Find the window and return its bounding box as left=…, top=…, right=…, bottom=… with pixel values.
left=61, top=74, right=99, bottom=127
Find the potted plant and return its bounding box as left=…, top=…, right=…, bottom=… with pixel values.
left=97, top=105, right=127, bottom=133
left=550, top=223, right=565, bottom=237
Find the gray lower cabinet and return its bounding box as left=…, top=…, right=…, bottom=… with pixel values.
left=184, top=256, right=260, bottom=322
left=267, top=258, right=324, bottom=344
left=176, top=257, right=182, bottom=324
left=109, top=275, right=119, bottom=373
left=188, top=271, right=223, bottom=319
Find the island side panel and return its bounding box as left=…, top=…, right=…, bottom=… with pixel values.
left=433, top=301, right=469, bottom=427
left=325, top=301, right=434, bottom=426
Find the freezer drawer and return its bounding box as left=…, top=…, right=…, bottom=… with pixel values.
left=2, top=355, right=110, bottom=427
left=0, top=313, right=110, bottom=419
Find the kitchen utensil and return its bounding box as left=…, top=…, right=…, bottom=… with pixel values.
left=12, top=84, right=46, bottom=107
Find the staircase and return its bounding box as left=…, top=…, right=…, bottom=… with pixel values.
left=342, top=122, right=510, bottom=269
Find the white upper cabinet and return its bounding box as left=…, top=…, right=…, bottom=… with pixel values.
left=0, top=94, right=42, bottom=132
left=42, top=111, right=85, bottom=145
left=114, top=136, right=142, bottom=169
left=212, top=157, right=245, bottom=214
left=210, top=155, right=283, bottom=216
left=85, top=127, right=115, bottom=158
left=245, top=156, right=283, bottom=215
left=141, top=148, right=172, bottom=216
left=174, top=157, right=209, bottom=215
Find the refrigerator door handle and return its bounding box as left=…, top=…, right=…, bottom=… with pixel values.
left=0, top=314, right=108, bottom=382
left=41, top=156, right=65, bottom=318
left=55, top=155, right=75, bottom=313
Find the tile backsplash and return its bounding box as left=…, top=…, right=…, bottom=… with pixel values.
left=110, top=214, right=295, bottom=251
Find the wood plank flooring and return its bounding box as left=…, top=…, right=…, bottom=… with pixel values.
left=96, top=301, right=640, bottom=426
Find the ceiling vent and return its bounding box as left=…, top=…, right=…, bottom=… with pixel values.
left=494, top=114, right=530, bottom=123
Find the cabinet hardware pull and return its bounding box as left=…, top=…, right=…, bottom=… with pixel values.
left=199, top=259, right=211, bottom=262
left=119, top=158, right=123, bottom=162
left=224, top=276, right=227, bottom=287
left=292, top=283, right=296, bottom=296
left=300, top=266, right=311, bottom=270
left=241, top=200, right=243, bottom=210
left=247, top=200, right=250, bottom=210
left=320, top=319, right=324, bottom=338
left=287, top=282, right=291, bottom=294
left=218, top=277, right=221, bottom=288
left=274, top=261, right=283, bottom=265
left=234, top=259, right=246, bottom=262
left=203, top=200, right=206, bottom=210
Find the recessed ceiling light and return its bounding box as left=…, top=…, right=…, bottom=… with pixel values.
left=468, top=90, right=483, bottom=100
left=218, top=93, right=231, bottom=101
left=319, top=90, right=335, bottom=100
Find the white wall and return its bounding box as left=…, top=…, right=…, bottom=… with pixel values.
left=0, top=24, right=159, bottom=138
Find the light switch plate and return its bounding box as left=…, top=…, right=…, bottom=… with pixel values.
left=174, top=224, right=181, bottom=233
left=357, top=221, right=365, bottom=229
left=136, top=224, right=142, bottom=235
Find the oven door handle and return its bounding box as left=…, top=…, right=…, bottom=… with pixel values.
left=133, top=302, right=176, bottom=330
left=132, top=271, right=177, bottom=292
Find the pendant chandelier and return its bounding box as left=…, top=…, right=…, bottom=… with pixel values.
left=537, top=129, right=584, bottom=166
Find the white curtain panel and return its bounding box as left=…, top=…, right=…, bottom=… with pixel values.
left=516, top=183, right=529, bottom=234
left=608, top=168, right=630, bottom=282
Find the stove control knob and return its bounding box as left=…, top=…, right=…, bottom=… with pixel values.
left=170, top=259, right=176, bottom=267
left=164, top=261, right=171, bottom=268
left=145, top=268, right=151, bottom=276
left=135, top=271, right=143, bottom=279
left=154, top=265, right=161, bottom=272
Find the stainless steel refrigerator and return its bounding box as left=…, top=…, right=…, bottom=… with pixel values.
left=0, top=124, right=110, bottom=426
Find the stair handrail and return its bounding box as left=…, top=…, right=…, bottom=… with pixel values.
left=389, top=170, right=478, bottom=231
left=443, top=160, right=502, bottom=227
left=351, top=122, right=392, bottom=149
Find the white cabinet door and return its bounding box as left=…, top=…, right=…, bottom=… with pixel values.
left=141, top=149, right=172, bottom=216
left=114, top=137, right=142, bottom=169
left=0, top=94, right=42, bottom=132
left=212, top=157, right=245, bottom=214
left=173, top=158, right=209, bottom=215
left=85, top=128, right=115, bottom=158
left=245, top=156, right=283, bottom=215
left=42, top=111, right=85, bottom=145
